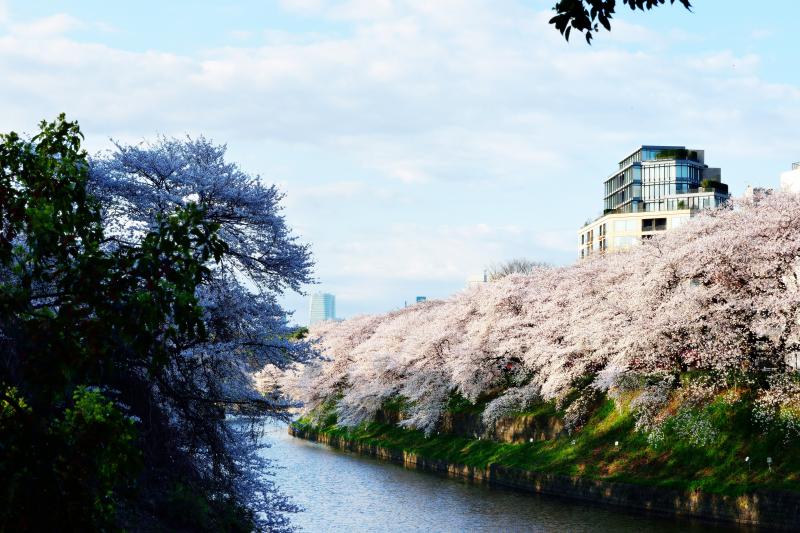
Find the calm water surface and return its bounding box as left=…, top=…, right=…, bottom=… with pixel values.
left=261, top=423, right=741, bottom=533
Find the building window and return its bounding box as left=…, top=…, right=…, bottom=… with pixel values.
left=612, top=236, right=638, bottom=248
left=642, top=218, right=667, bottom=232
left=598, top=224, right=607, bottom=252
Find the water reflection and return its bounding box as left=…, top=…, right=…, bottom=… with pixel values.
left=260, top=423, right=740, bottom=532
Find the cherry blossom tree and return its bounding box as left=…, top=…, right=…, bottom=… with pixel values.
left=295, top=192, right=800, bottom=438
left=90, top=136, right=314, bottom=530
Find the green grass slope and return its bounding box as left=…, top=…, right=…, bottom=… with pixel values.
left=294, top=389, right=800, bottom=496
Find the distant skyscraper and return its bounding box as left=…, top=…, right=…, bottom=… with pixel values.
left=309, top=292, right=336, bottom=325
left=415, top=296, right=427, bottom=303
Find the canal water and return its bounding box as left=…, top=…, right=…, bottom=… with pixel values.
left=261, top=423, right=740, bottom=532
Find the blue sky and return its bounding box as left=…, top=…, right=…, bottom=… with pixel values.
left=1, top=0, right=799, bottom=324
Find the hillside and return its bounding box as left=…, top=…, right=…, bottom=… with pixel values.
left=290, top=192, right=800, bottom=497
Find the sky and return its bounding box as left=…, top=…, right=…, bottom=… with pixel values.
left=1, top=0, right=799, bottom=324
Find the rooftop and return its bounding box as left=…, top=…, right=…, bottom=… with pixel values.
left=617, top=145, right=684, bottom=166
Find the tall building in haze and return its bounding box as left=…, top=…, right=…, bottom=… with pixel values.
left=309, top=292, right=336, bottom=325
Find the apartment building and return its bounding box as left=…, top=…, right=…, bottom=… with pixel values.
left=579, top=146, right=730, bottom=258
left=781, top=162, right=800, bottom=194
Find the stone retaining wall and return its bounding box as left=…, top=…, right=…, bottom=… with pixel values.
left=289, top=425, right=800, bottom=530
left=377, top=408, right=565, bottom=443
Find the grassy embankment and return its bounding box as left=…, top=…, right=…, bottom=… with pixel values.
left=293, top=386, right=800, bottom=496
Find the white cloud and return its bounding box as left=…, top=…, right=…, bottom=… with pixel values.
left=279, top=0, right=397, bottom=20
left=291, top=180, right=367, bottom=199
left=229, top=29, right=253, bottom=41
left=92, top=20, right=119, bottom=34
left=750, top=28, right=773, bottom=40
left=279, top=0, right=328, bottom=15
left=1, top=2, right=799, bottom=318
left=313, top=222, right=572, bottom=285
left=10, top=13, right=82, bottom=37
left=686, top=51, right=761, bottom=74
left=532, top=230, right=579, bottom=254
left=3, top=3, right=789, bottom=157
left=389, top=166, right=429, bottom=184
left=329, top=0, right=396, bottom=21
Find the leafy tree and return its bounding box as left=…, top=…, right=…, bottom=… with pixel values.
left=0, top=115, right=245, bottom=529
left=550, top=0, right=692, bottom=43
left=289, top=326, right=310, bottom=340
left=486, top=258, right=549, bottom=281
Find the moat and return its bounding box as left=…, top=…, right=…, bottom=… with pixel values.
left=261, top=423, right=739, bottom=532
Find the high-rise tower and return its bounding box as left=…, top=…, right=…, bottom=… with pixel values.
left=309, top=292, right=336, bottom=325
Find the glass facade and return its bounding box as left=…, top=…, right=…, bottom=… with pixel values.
left=309, top=292, right=336, bottom=325
left=603, top=146, right=728, bottom=215
left=641, top=161, right=702, bottom=201
left=644, top=194, right=725, bottom=212
left=603, top=165, right=642, bottom=213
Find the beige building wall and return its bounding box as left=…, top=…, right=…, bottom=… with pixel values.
left=781, top=163, right=800, bottom=194
left=579, top=210, right=692, bottom=258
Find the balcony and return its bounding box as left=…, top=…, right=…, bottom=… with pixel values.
left=688, top=180, right=729, bottom=195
